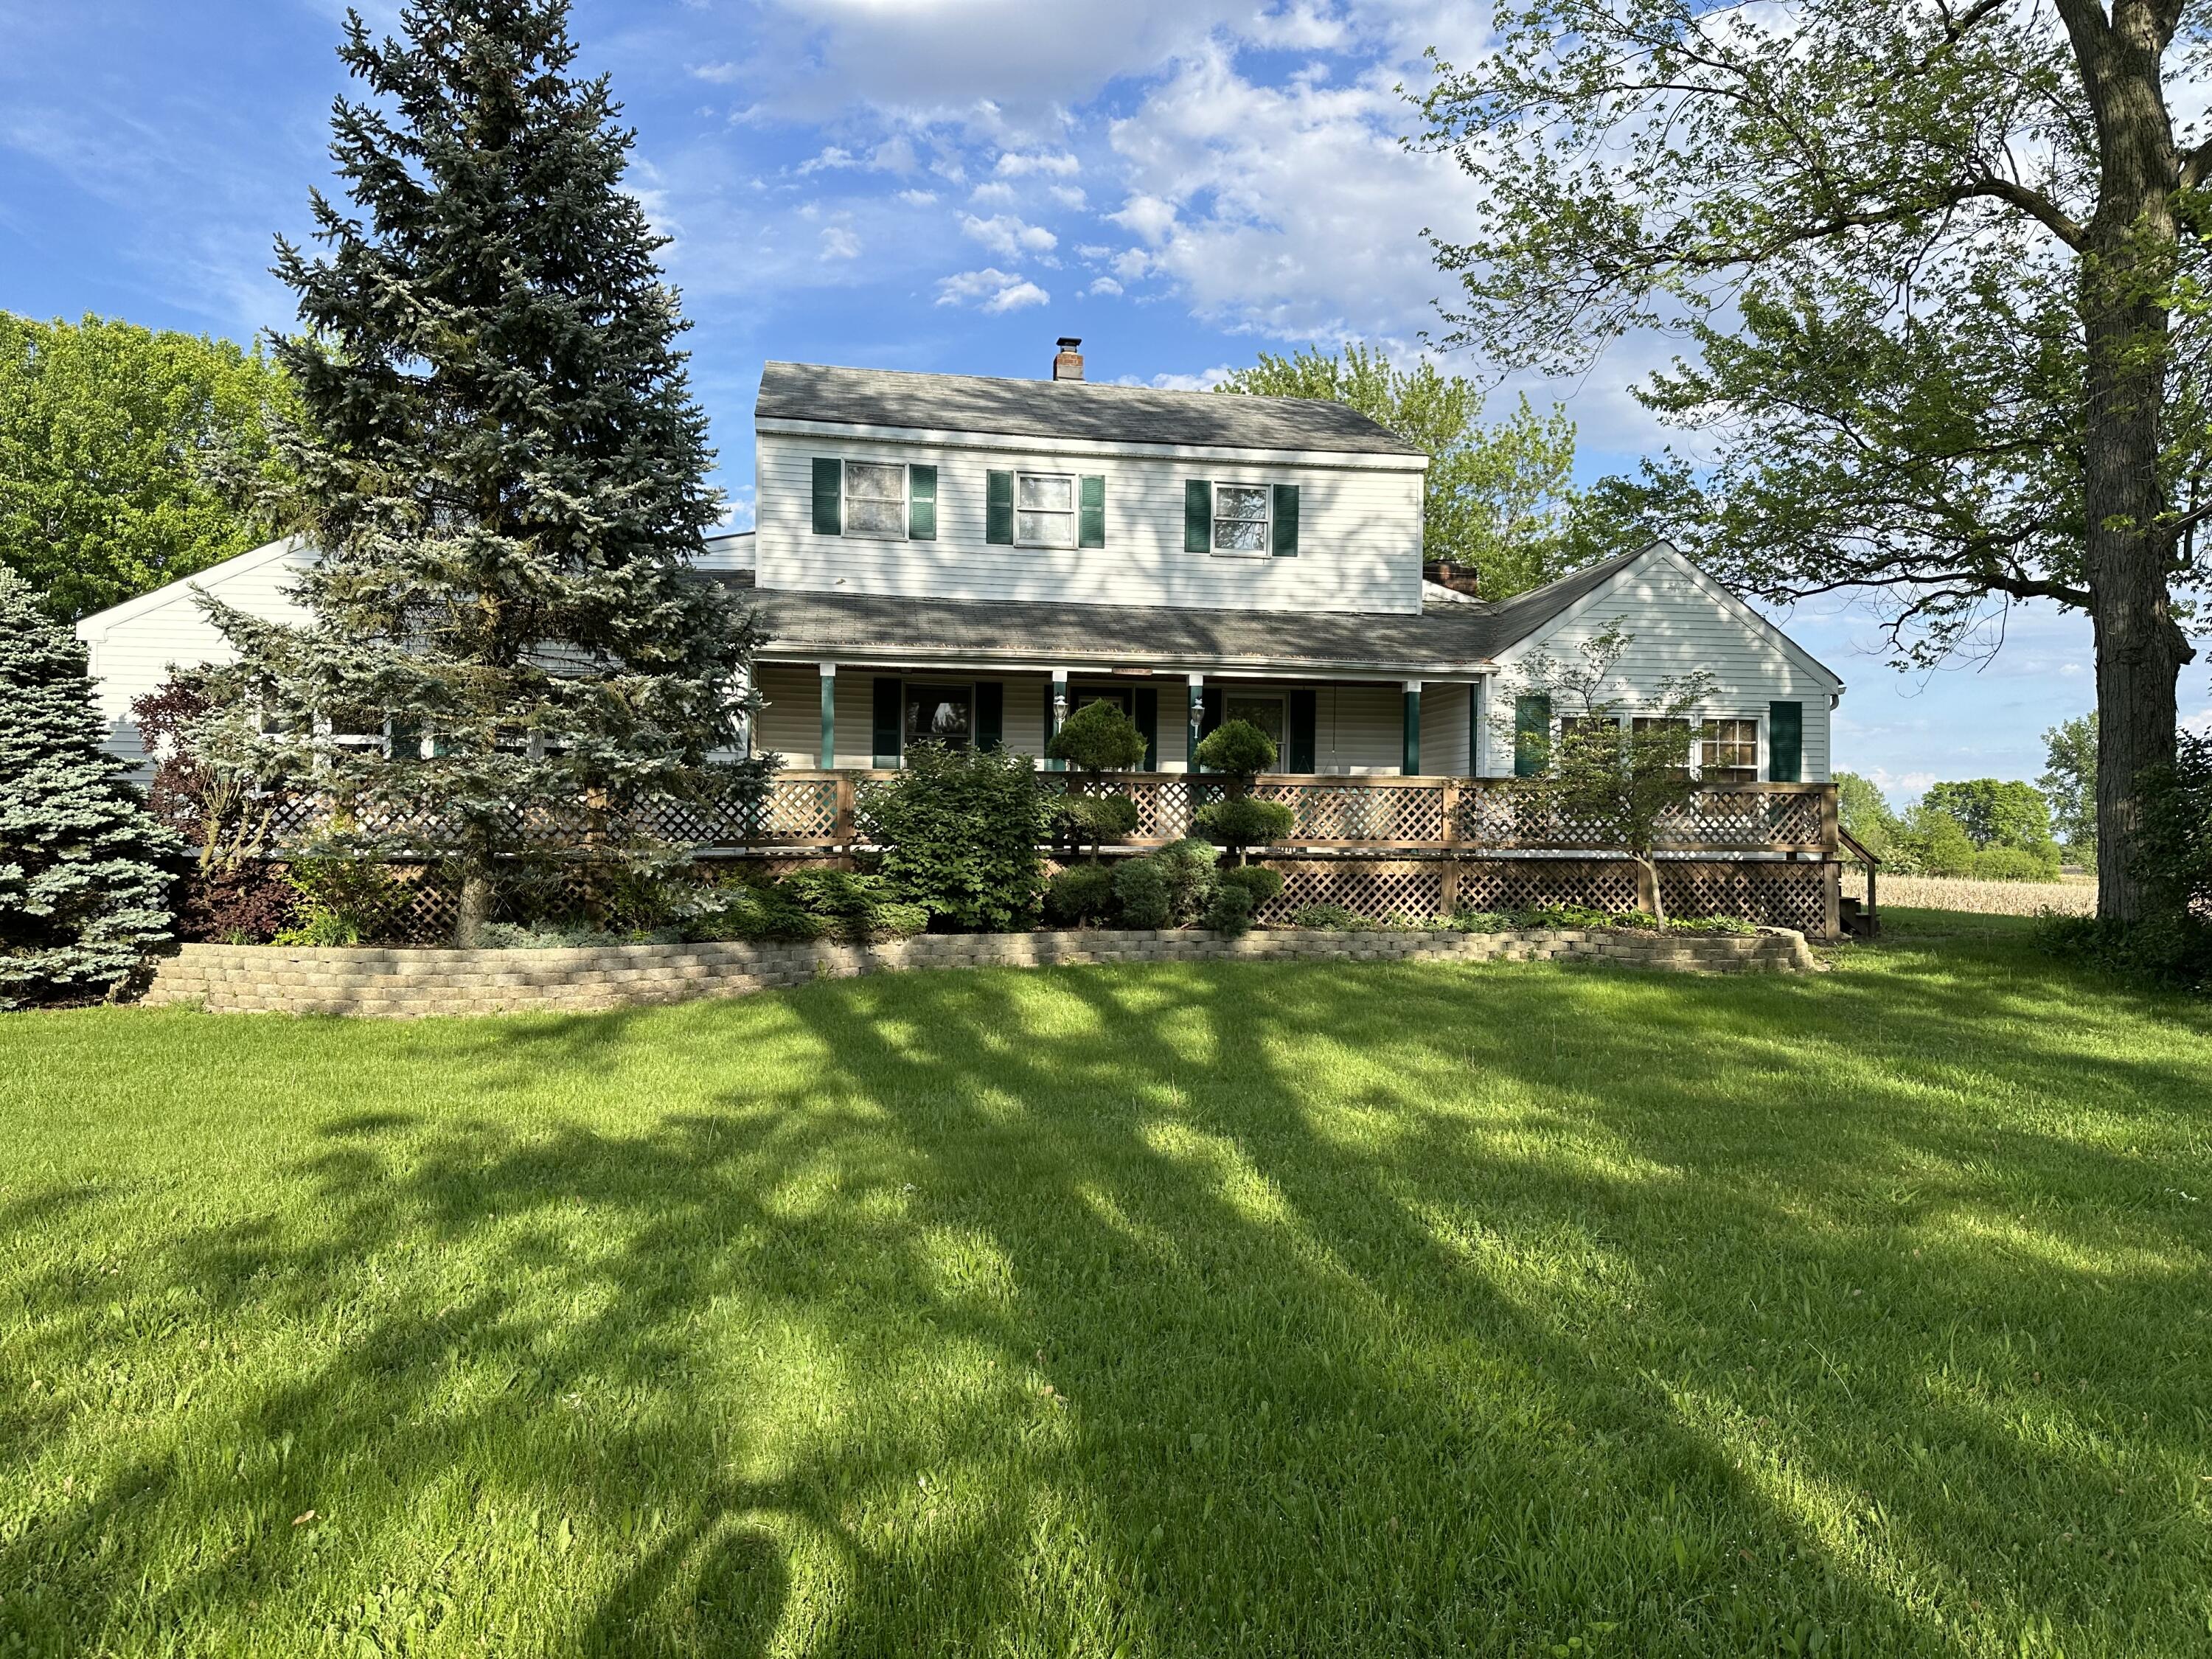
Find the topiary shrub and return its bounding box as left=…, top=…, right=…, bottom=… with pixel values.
left=1051, top=793, right=1141, bottom=860
left=0, top=569, right=184, bottom=1006
left=1150, top=837, right=1220, bottom=925
left=1048, top=698, right=1149, bottom=773
left=1194, top=795, right=1296, bottom=862
left=1193, top=719, right=1278, bottom=777
left=1973, top=845, right=2060, bottom=883
left=858, top=742, right=1054, bottom=931
left=1201, top=880, right=1256, bottom=935
left=1216, top=865, right=1284, bottom=917
left=1043, top=863, right=1118, bottom=927
left=1112, top=858, right=1173, bottom=930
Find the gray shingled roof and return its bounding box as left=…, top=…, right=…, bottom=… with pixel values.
left=713, top=546, right=1650, bottom=675
left=755, top=361, right=1427, bottom=458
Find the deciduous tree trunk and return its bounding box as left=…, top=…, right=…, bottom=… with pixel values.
left=2071, top=3, right=2193, bottom=922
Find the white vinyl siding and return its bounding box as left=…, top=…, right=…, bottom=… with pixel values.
left=1484, top=547, right=1839, bottom=782
left=756, top=431, right=1424, bottom=615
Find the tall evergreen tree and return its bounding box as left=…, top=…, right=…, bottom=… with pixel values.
left=0, top=570, right=182, bottom=1007
left=200, top=0, right=759, bottom=944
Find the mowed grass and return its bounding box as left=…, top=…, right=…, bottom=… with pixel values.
left=4, top=914, right=2211, bottom=1657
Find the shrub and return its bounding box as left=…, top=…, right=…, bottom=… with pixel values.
left=1973, top=845, right=2060, bottom=883
left=1201, top=881, right=1256, bottom=935
left=1217, top=865, right=1284, bottom=913
left=1046, top=699, right=1148, bottom=773
left=274, top=857, right=414, bottom=947
left=1898, top=806, right=1978, bottom=877
left=178, top=863, right=297, bottom=943
left=1111, top=858, right=1173, bottom=930
left=2140, top=728, right=2212, bottom=917
left=858, top=742, right=1053, bottom=931
left=1194, top=794, right=1296, bottom=863
left=1051, top=793, right=1140, bottom=858
left=689, top=869, right=928, bottom=944
left=1194, top=719, right=1278, bottom=778
left=1150, top=838, right=1220, bottom=925
left=1043, top=864, right=1118, bottom=927
left=2039, top=913, right=2212, bottom=995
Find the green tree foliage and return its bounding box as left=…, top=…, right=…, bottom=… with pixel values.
left=197, top=0, right=759, bottom=945
left=1834, top=771, right=1902, bottom=858
left=1499, top=622, right=1712, bottom=920
left=2040, top=712, right=2098, bottom=858
left=1413, top=1, right=2212, bottom=925
left=0, top=569, right=182, bottom=1006
left=1192, top=718, right=1294, bottom=863
left=1896, top=807, right=1980, bottom=879
left=858, top=742, right=1052, bottom=932
left=1922, top=779, right=2059, bottom=859
left=1215, top=343, right=1587, bottom=597
left=2140, top=728, right=2212, bottom=917
left=1046, top=699, right=1146, bottom=860
left=0, top=312, right=293, bottom=619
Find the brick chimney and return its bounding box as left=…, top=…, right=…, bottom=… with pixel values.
left=1052, top=337, right=1085, bottom=381
left=1423, top=559, right=1481, bottom=598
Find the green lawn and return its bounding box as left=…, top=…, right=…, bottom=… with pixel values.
left=4, top=914, right=2211, bottom=1657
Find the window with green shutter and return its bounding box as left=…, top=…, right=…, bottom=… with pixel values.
left=1185, top=480, right=1212, bottom=552
left=986, top=470, right=1015, bottom=545
left=1513, top=693, right=1552, bottom=778
left=1078, top=474, right=1106, bottom=548
left=872, top=677, right=902, bottom=768
left=811, top=458, right=842, bottom=535
left=1287, top=688, right=1318, bottom=772
left=1768, top=700, right=1804, bottom=782
left=1270, top=483, right=1299, bottom=556
left=907, top=465, right=936, bottom=540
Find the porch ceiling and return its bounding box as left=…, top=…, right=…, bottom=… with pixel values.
left=719, top=577, right=1509, bottom=678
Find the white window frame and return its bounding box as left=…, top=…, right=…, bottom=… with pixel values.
left=1211, top=481, right=1272, bottom=557
left=1014, top=470, right=1077, bottom=549
left=1699, top=714, right=1760, bottom=783
left=842, top=460, right=910, bottom=542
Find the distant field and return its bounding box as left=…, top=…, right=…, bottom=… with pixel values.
left=1846, top=871, right=2097, bottom=917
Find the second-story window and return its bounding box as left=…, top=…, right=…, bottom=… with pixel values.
left=844, top=462, right=908, bottom=539
left=1017, top=472, right=1076, bottom=546
left=1214, top=484, right=1270, bottom=552
left=1184, top=479, right=1299, bottom=556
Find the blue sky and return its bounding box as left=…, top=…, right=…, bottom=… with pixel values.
left=2, top=0, right=2158, bottom=801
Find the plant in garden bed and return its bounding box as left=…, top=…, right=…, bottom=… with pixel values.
left=0, top=569, right=184, bottom=1006
left=857, top=742, right=1054, bottom=932
left=1192, top=720, right=1295, bottom=866
left=1045, top=700, right=1146, bottom=860
left=273, top=852, right=414, bottom=947
left=687, top=869, right=927, bottom=945
left=133, top=672, right=296, bottom=942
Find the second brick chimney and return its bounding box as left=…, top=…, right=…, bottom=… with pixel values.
left=1052, top=337, right=1085, bottom=381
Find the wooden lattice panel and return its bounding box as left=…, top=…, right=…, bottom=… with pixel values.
left=1256, top=780, right=1446, bottom=845
left=1660, top=860, right=1829, bottom=934
left=1259, top=860, right=1448, bottom=927
left=752, top=775, right=842, bottom=842
left=1455, top=858, right=1643, bottom=915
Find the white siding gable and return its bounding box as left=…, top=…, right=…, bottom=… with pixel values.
left=1481, top=545, right=1843, bottom=782
left=754, top=430, right=1426, bottom=615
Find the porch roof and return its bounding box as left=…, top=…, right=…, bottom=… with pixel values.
left=713, top=546, right=1650, bottom=680
left=722, top=577, right=1514, bottom=678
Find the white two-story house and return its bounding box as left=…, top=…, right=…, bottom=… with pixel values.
left=75, top=338, right=1843, bottom=788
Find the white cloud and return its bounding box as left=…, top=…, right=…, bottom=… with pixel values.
left=968, top=180, right=1018, bottom=205
left=959, top=212, right=1057, bottom=257
left=996, top=149, right=1081, bottom=176
left=689, top=60, right=742, bottom=83
left=936, top=268, right=1051, bottom=311
left=1087, top=276, right=1124, bottom=296
left=2185, top=706, right=2212, bottom=736
left=796, top=145, right=861, bottom=175
left=1048, top=184, right=1088, bottom=209
left=820, top=224, right=861, bottom=259
left=1137, top=364, right=1234, bottom=391
left=898, top=188, right=940, bottom=206
left=1107, top=192, right=1178, bottom=244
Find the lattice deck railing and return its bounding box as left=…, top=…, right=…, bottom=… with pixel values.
left=252, top=771, right=1837, bottom=858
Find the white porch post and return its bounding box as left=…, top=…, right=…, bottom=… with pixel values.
left=1048, top=667, right=1070, bottom=771
left=1186, top=672, right=1205, bottom=772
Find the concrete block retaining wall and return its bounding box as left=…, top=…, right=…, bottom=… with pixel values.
left=142, top=927, right=1817, bottom=1019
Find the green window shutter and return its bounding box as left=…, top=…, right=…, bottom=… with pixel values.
left=986, top=470, right=1015, bottom=545
left=1200, top=686, right=1224, bottom=738
left=812, top=458, right=842, bottom=535
left=1133, top=686, right=1158, bottom=771
left=1271, top=483, right=1300, bottom=557
left=1513, top=693, right=1552, bottom=778
left=976, top=681, right=1004, bottom=751
left=872, top=676, right=902, bottom=768
left=1185, top=479, right=1212, bottom=552
left=1768, top=700, right=1804, bottom=783
left=1287, top=689, right=1317, bottom=773
left=907, top=465, right=936, bottom=540
left=1078, top=474, right=1106, bottom=548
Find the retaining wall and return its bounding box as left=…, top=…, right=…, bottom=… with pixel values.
left=142, top=927, right=1817, bottom=1019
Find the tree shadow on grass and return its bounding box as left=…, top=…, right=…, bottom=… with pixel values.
left=1, top=937, right=2208, bottom=1655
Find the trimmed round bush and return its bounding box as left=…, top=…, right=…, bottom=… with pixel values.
left=1201, top=881, right=1256, bottom=935
left=1194, top=718, right=1278, bottom=778
left=1194, top=795, right=1296, bottom=855
left=1112, top=858, right=1172, bottom=929
left=1150, top=837, right=1220, bottom=924
left=1043, top=863, right=1117, bottom=926
left=1046, top=699, right=1148, bottom=772
left=1054, top=793, right=1141, bottom=849
left=1217, top=865, right=1284, bottom=911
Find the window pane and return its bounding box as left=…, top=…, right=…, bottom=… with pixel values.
left=1017, top=510, right=1073, bottom=546
left=1224, top=696, right=1284, bottom=745
left=1217, top=484, right=1267, bottom=521
left=846, top=496, right=905, bottom=537
left=1018, top=473, right=1072, bottom=511
left=1702, top=717, right=1756, bottom=771
left=905, top=688, right=973, bottom=747
left=846, top=462, right=904, bottom=501
left=1214, top=515, right=1267, bottom=552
